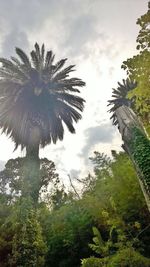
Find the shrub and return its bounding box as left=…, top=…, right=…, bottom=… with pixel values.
left=81, top=257, right=109, bottom=267
left=109, top=247, right=150, bottom=267
left=81, top=248, right=150, bottom=267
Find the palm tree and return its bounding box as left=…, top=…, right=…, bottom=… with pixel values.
left=107, top=79, right=137, bottom=125
left=108, top=79, right=150, bottom=211
left=0, top=43, right=85, bottom=201
left=0, top=43, right=85, bottom=154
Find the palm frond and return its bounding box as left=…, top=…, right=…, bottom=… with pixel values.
left=45, top=50, right=55, bottom=69
left=41, top=44, right=45, bottom=62
left=58, top=100, right=82, bottom=122
left=35, top=43, right=40, bottom=58
left=53, top=65, right=75, bottom=81
left=55, top=92, right=85, bottom=111
left=15, top=47, right=31, bottom=69
left=30, top=50, right=40, bottom=70
left=52, top=58, right=67, bottom=74
left=11, top=56, right=21, bottom=66
left=0, top=57, right=28, bottom=81
left=0, top=58, right=14, bottom=68
left=60, top=113, right=75, bottom=133
left=108, top=79, right=137, bottom=125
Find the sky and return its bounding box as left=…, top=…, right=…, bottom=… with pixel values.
left=0, top=0, right=148, bottom=182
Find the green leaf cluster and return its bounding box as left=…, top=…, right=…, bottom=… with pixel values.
left=10, top=201, right=47, bottom=267
left=81, top=257, right=108, bottom=267
left=81, top=248, right=150, bottom=267
left=0, top=152, right=150, bottom=266
left=121, top=2, right=150, bottom=132
left=129, top=127, right=150, bottom=194
left=81, top=151, right=150, bottom=266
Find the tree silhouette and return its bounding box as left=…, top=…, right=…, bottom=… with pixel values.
left=0, top=43, right=85, bottom=202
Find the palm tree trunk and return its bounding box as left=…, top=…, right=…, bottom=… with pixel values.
left=26, top=144, right=39, bottom=160
left=23, top=144, right=40, bottom=203
left=115, top=105, right=150, bottom=212
left=22, top=126, right=41, bottom=203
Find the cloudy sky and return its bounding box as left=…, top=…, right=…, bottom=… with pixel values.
left=0, top=0, right=148, bottom=180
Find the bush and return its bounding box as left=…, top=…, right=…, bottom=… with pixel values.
left=81, top=248, right=150, bottom=267
left=109, top=247, right=150, bottom=267
left=81, top=257, right=109, bottom=267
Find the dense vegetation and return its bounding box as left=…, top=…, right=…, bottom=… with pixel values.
left=0, top=2, right=150, bottom=267
left=0, top=151, right=150, bottom=266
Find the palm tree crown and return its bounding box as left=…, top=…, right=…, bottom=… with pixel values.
left=108, top=79, right=137, bottom=125
left=0, top=43, right=85, bottom=149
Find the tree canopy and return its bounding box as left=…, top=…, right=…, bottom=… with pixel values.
left=122, top=2, right=150, bottom=132
left=0, top=43, right=85, bottom=150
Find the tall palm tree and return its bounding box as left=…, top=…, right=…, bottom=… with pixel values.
left=108, top=79, right=150, bottom=211
left=0, top=43, right=85, bottom=155
left=0, top=43, right=85, bottom=201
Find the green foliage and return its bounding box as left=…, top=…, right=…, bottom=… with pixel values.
left=122, top=51, right=150, bottom=118
left=0, top=157, right=59, bottom=202
left=108, top=152, right=146, bottom=217
left=81, top=257, right=108, bottom=267
left=44, top=201, right=93, bottom=267
left=89, top=152, right=111, bottom=175
left=86, top=151, right=146, bottom=219
left=0, top=197, right=47, bottom=267
left=82, top=152, right=150, bottom=257
left=50, top=187, right=69, bottom=210
left=0, top=153, right=150, bottom=266
left=82, top=217, right=150, bottom=266
left=121, top=2, right=150, bottom=132
left=81, top=151, right=150, bottom=266
left=0, top=7, right=150, bottom=267
left=0, top=195, right=15, bottom=267
left=88, top=225, right=126, bottom=258
left=81, top=248, right=150, bottom=267
left=89, top=227, right=106, bottom=256
left=136, top=1, right=150, bottom=51
left=10, top=199, right=47, bottom=267
left=129, top=127, right=150, bottom=195
left=109, top=247, right=150, bottom=267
